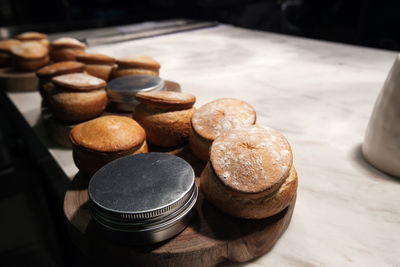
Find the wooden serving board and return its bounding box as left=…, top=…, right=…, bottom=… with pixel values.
left=64, top=146, right=296, bottom=267
left=0, top=67, right=39, bottom=92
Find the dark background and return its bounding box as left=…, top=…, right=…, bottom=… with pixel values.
left=1, top=0, right=400, bottom=50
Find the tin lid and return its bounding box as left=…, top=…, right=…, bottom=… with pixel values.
left=88, top=153, right=196, bottom=226
left=107, top=75, right=165, bottom=104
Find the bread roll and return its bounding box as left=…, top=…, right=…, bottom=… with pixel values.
left=36, top=61, right=86, bottom=99
left=50, top=37, right=86, bottom=62
left=48, top=73, right=107, bottom=122
left=76, top=53, right=116, bottom=82
left=189, top=98, right=256, bottom=162
left=10, top=41, right=49, bottom=71
left=133, top=91, right=196, bottom=147
left=112, top=55, right=160, bottom=78
left=70, top=115, right=148, bottom=177
left=200, top=125, right=298, bottom=219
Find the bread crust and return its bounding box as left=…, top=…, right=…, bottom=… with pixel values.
left=52, top=73, right=106, bottom=91
left=50, top=47, right=86, bottom=62
left=0, top=39, right=21, bottom=52
left=47, top=86, right=107, bottom=122
left=70, top=116, right=146, bottom=152
left=76, top=53, right=115, bottom=65
left=36, top=61, right=85, bottom=77
left=135, top=91, right=196, bottom=110
left=16, top=32, right=47, bottom=41
left=111, top=68, right=159, bottom=78
left=133, top=103, right=195, bottom=147
left=72, top=139, right=148, bottom=177
left=189, top=126, right=213, bottom=162
left=13, top=56, right=50, bottom=71
left=116, top=55, right=160, bottom=69
left=189, top=98, right=256, bottom=162
left=201, top=162, right=298, bottom=219
left=84, top=64, right=114, bottom=82
left=70, top=115, right=148, bottom=177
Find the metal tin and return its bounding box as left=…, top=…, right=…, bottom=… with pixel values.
left=88, top=152, right=198, bottom=245
left=106, top=75, right=165, bottom=112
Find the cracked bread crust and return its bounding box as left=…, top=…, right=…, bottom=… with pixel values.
left=201, top=162, right=297, bottom=219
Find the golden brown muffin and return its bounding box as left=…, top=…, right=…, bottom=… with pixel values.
left=36, top=61, right=86, bottom=99
left=10, top=41, right=49, bottom=71
left=16, top=32, right=49, bottom=47
left=112, top=55, right=160, bottom=78
left=70, top=115, right=148, bottom=177
left=76, top=53, right=115, bottom=81
left=189, top=98, right=256, bottom=162
left=50, top=37, right=86, bottom=62
left=0, top=39, right=21, bottom=67
left=201, top=125, right=298, bottom=219
left=133, top=91, right=196, bottom=147
left=48, top=73, right=107, bottom=122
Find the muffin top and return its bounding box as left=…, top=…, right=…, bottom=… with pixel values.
left=191, top=98, right=256, bottom=141
left=210, top=125, right=293, bottom=195
left=76, top=53, right=116, bottom=65
left=16, top=32, right=47, bottom=41
left=70, top=116, right=146, bottom=152
left=10, top=41, right=48, bottom=59
left=136, top=91, right=196, bottom=110
left=52, top=73, right=106, bottom=91
left=36, top=61, right=85, bottom=78
left=51, top=37, right=86, bottom=49
left=0, top=39, right=21, bottom=52
left=117, top=55, right=160, bottom=69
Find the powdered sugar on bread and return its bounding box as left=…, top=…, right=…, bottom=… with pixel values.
left=210, top=125, right=292, bottom=194
left=191, top=98, right=256, bottom=141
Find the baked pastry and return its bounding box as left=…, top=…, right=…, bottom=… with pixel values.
left=189, top=98, right=256, bottom=162
left=36, top=61, right=85, bottom=99
left=112, top=55, right=160, bottom=78
left=16, top=32, right=49, bottom=47
left=70, top=115, right=148, bottom=177
left=0, top=39, right=21, bottom=67
left=76, top=53, right=115, bottom=81
left=133, top=91, right=196, bottom=147
left=50, top=37, right=86, bottom=62
left=201, top=125, right=298, bottom=219
left=10, top=41, right=49, bottom=71
left=48, top=73, right=107, bottom=122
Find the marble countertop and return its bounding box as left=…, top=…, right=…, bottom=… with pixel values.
left=7, top=25, right=400, bottom=266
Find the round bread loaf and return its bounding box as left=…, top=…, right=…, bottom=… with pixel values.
left=200, top=125, right=298, bottom=219
left=36, top=61, right=86, bottom=99
left=10, top=41, right=49, bottom=71
left=50, top=37, right=86, bottom=62
left=133, top=91, right=196, bottom=147
left=16, top=32, right=49, bottom=46
left=189, top=98, right=256, bottom=162
left=76, top=53, right=116, bottom=81
left=47, top=73, right=107, bottom=122
left=0, top=39, right=21, bottom=67
left=112, top=55, right=160, bottom=78
left=70, top=115, right=148, bottom=177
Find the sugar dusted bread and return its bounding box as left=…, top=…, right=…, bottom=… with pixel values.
left=47, top=73, right=107, bottom=122
left=200, top=125, right=298, bottom=219
left=189, top=98, right=256, bottom=162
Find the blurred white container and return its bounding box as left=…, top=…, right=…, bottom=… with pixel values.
left=362, top=54, right=400, bottom=177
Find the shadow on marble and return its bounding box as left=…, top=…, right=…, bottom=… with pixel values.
left=350, top=144, right=400, bottom=183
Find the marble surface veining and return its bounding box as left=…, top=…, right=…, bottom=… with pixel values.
left=7, top=25, right=400, bottom=266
